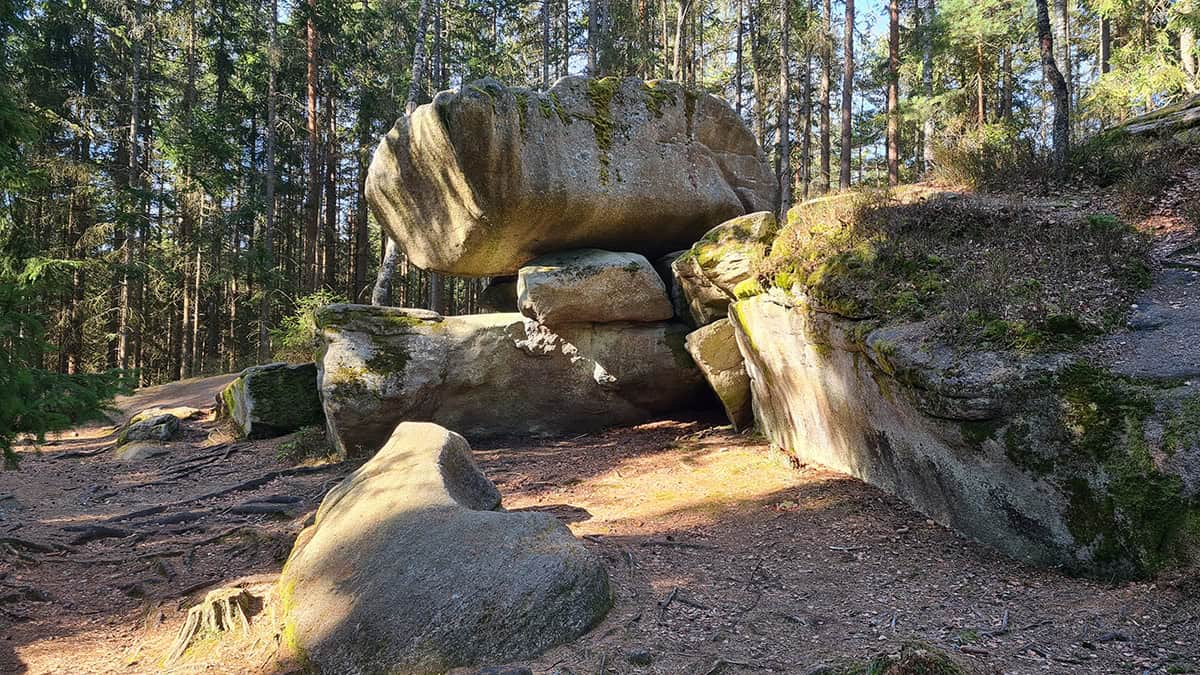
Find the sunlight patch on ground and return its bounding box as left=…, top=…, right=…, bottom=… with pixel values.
left=502, top=438, right=828, bottom=538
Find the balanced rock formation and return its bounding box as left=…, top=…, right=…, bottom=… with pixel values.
left=316, top=304, right=706, bottom=458
left=279, top=422, right=611, bottom=673
left=366, top=76, right=778, bottom=276
left=672, top=211, right=777, bottom=326
left=684, top=319, right=752, bottom=430
left=217, top=362, right=324, bottom=439
left=518, top=249, right=673, bottom=325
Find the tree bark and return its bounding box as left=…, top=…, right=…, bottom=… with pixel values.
left=839, top=0, right=854, bottom=190
left=735, top=0, right=744, bottom=116
left=887, top=0, right=899, bottom=186
left=818, top=0, right=831, bottom=194
left=921, top=0, right=934, bottom=172
left=778, top=0, right=792, bottom=212
left=1099, top=15, right=1110, bottom=74
left=1183, top=0, right=1197, bottom=90
left=304, top=0, right=320, bottom=291
left=259, top=0, right=277, bottom=361
left=1035, top=0, right=1070, bottom=178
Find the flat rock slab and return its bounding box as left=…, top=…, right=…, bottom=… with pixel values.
left=279, top=422, right=610, bottom=673
left=518, top=249, right=673, bottom=324
left=316, top=304, right=707, bottom=458
left=366, top=76, right=778, bottom=276
left=217, top=362, right=324, bottom=439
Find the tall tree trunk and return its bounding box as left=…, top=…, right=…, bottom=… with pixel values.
left=1099, top=14, right=1110, bottom=74
left=735, top=0, right=744, bottom=116
left=975, top=40, right=985, bottom=128
left=887, top=0, right=899, bottom=186
left=672, top=0, right=693, bottom=81
left=819, top=0, right=831, bottom=193
left=839, top=0, right=854, bottom=190
left=372, top=0, right=433, bottom=307
left=921, top=0, right=934, bottom=172
left=304, top=0, right=320, bottom=291
left=259, top=0, right=277, bottom=361
left=542, top=0, right=551, bottom=87
left=800, top=7, right=811, bottom=200
left=778, top=0, right=791, bottom=211
left=1035, top=0, right=1070, bottom=178
left=588, top=0, right=598, bottom=73
left=1183, top=0, right=1197, bottom=90
left=118, top=0, right=141, bottom=371
left=322, top=94, right=337, bottom=290
left=1051, top=0, right=1071, bottom=99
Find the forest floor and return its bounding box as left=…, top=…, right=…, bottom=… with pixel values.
left=1, top=375, right=1198, bottom=674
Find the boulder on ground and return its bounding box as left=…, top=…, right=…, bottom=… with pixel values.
left=672, top=211, right=776, bottom=325
left=518, top=249, right=673, bottom=324
left=117, top=412, right=180, bottom=445
left=684, top=319, right=752, bottom=430
left=316, top=304, right=707, bottom=458
left=279, top=422, right=611, bottom=673
left=366, top=76, right=779, bottom=276
left=478, top=276, right=519, bottom=313
left=113, top=441, right=172, bottom=462
left=217, top=362, right=323, bottom=439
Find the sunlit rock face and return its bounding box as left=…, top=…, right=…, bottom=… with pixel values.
left=314, top=303, right=707, bottom=458
left=279, top=422, right=611, bottom=673
left=731, top=292, right=1200, bottom=580
left=365, top=76, right=778, bottom=276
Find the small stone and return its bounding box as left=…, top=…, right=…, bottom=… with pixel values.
left=626, top=649, right=653, bottom=666
left=518, top=249, right=673, bottom=325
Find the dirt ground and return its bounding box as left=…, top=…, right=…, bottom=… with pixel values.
left=1, top=374, right=1198, bottom=674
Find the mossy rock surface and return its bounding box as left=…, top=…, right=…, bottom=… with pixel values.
left=218, top=362, right=324, bottom=440
left=672, top=211, right=777, bottom=326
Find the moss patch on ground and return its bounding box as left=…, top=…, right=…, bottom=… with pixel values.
left=761, top=191, right=1152, bottom=352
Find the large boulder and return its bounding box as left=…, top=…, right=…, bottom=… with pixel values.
left=730, top=292, right=1200, bottom=579
left=316, top=304, right=707, bottom=458
left=672, top=211, right=777, bottom=325
left=217, top=362, right=324, bottom=439
left=279, top=422, right=611, bottom=673
left=366, top=76, right=779, bottom=276
left=684, top=319, right=752, bottom=430
left=517, top=249, right=673, bottom=324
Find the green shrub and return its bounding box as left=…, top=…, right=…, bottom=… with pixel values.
left=270, top=290, right=347, bottom=363
left=931, top=122, right=1043, bottom=190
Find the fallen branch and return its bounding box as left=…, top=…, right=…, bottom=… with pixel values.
left=63, top=524, right=133, bottom=545
left=50, top=445, right=114, bottom=460
left=0, top=536, right=74, bottom=554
